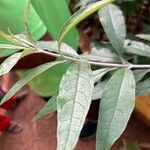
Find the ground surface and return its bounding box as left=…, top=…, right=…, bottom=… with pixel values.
left=0, top=75, right=150, bottom=150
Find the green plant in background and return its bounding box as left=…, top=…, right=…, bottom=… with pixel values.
left=0, top=0, right=150, bottom=150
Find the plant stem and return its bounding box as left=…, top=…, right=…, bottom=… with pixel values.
left=37, top=49, right=150, bottom=69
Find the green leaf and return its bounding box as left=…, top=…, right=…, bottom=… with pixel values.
left=57, top=61, right=94, bottom=150
left=93, top=68, right=114, bottom=83
left=136, top=78, right=150, bottom=96
left=82, top=42, right=121, bottom=63
left=37, top=41, right=80, bottom=58
left=58, top=0, right=114, bottom=48
left=0, top=44, right=27, bottom=50
left=136, top=34, right=150, bottom=41
left=98, top=4, right=126, bottom=56
left=96, top=68, right=136, bottom=150
left=0, top=49, right=33, bottom=77
left=0, top=31, right=28, bottom=47
left=34, top=93, right=57, bottom=120
left=133, top=69, right=150, bottom=83
left=92, top=80, right=107, bottom=100
left=124, top=40, right=150, bottom=58
left=1, top=60, right=65, bottom=104
left=0, top=52, right=22, bottom=76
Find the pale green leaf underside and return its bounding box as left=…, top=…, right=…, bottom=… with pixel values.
left=1, top=60, right=65, bottom=104
left=89, top=42, right=121, bottom=63
left=98, top=4, right=126, bottom=56
left=0, top=49, right=33, bottom=77
left=37, top=41, right=80, bottom=58
left=124, top=40, right=150, bottom=58
left=136, top=78, right=150, bottom=96
left=35, top=93, right=57, bottom=120
left=136, top=34, right=150, bottom=41
left=0, top=52, right=22, bottom=76
left=92, top=80, right=107, bottom=100
left=0, top=44, right=26, bottom=49
left=58, top=0, right=114, bottom=48
left=57, top=61, right=94, bottom=150
left=96, top=68, right=135, bottom=150
left=93, top=68, right=114, bottom=83
left=133, top=69, right=150, bottom=83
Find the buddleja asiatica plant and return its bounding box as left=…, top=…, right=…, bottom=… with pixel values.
left=0, top=0, right=150, bottom=149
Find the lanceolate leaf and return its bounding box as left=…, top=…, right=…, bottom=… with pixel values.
left=0, top=44, right=27, bottom=50
left=93, top=68, right=114, bottom=83
left=58, top=0, right=114, bottom=48
left=136, top=78, right=150, bottom=96
left=136, top=34, right=150, bottom=42
left=0, top=31, right=29, bottom=47
left=1, top=60, right=65, bottom=104
left=96, top=68, right=135, bottom=150
left=35, top=93, right=57, bottom=120
left=89, top=42, right=121, bottom=63
left=57, top=61, right=94, bottom=150
left=92, top=80, right=107, bottom=100
left=0, top=52, right=22, bottom=76
left=98, top=4, right=126, bottom=56
left=124, top=40, right=150, bottom=58
left=0, top=49, right=33, bottom=77
left=37, top=41, right=80, bottom=58
left=133, top=69, right=150, bottom=83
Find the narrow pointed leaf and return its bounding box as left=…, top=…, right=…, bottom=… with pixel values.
left=98, top=4, right=126, bottom=56
left=0, top=31, right=27, bottom=47
left=96, top=68, right=135, bottom=150
left=133, top=69, right=150, bottom=83
left=92, top=80, right=107, bottom=100
left=58, top=0, right=114, bottom=48
left=1, top=60, right=65, bottom=104
left=0, top=44, right=27, bottom=49
left=0, top=52, right=22, bottom=76
left=93, top=68, right=114, bottom=83
left=0, top=49, right=33, bottom=77
left=87, top=43, right=121, bottom=63
left=124, top=40, right=150, bottom=58
left=35, top=93, right=57, bottom=119
left=57, top=61, right=94, bottom=150
left=136, top=78, right=150, bottom=96
left=136, top=34, right=150, bottom=41
left=37, top=41, right=80, bottom=58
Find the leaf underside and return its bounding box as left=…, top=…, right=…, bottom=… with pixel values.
left=96, top=68, right=135, bottom=150
left=57, top=61, right=94, bottom=150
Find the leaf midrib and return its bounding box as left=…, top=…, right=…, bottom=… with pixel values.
left=102, top=69, right=127, bottom=149
left=64, top=63, right=82, bottom=149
